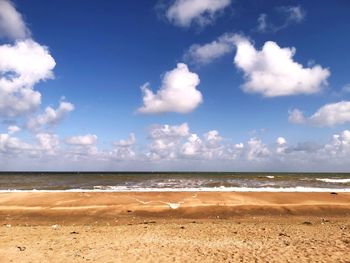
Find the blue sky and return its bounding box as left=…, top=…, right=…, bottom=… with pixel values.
left=0, top=0, right=350, bottom=171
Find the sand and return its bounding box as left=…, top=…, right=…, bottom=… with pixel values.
left=0, top=192, right=349, bottom=262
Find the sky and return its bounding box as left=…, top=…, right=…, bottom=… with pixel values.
left=0, top=0, right=350, bottom=171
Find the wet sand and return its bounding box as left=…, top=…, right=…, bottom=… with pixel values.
left=0, top=192, right=349, bottom=262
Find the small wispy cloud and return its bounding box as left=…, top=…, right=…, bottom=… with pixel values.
left=163, top=0, right=231, bottom=28
left=256, top=5, right=306, bottom=33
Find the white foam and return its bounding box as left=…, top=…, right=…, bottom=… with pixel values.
left=0, top=186, right=349, bottom=193
left=167, top=203, right=181, bottom=209
left=316, top=178, right=350, bottom=184
left=266, top=176, right=275, bottom=179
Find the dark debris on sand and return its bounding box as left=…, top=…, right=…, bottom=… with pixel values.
left=302, top=221, right=312, bottom=225
left=16, top=246, right=26, bottom=251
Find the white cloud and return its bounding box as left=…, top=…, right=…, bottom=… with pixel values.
left=145, top=124, right=268, bottom=162
left=256, top=14, right=268, bottom=32
left=7, top=125, right=20, bottom=134
left=289, top=101, right=350, bottom=127
left=149, top=123, right=190, bottom=139
left=146, top=124, right=225, bottom=161
left=204, top=130, right=222, bottom=149
left=324, top=130, right=350, bottom=158
left=36, top=133, right=59, bottom=155
left=65, top=134, right=99, bottom=159
left=283, top=6, right=305, bottom=23
left=276, top=137, right=287, bottom=145
left=181, top=130, right=224, bottom=159
left=147, top=123, right=189, bottom=160
left=181, top=133, right=203, bottom=157
left=233, top=36, right=330, bottom=97
left=0, top=130, right=60, bottom=157
left=114, top=133, right=136, bottom=147
left=4, top=122, right=350, bottom=171
left=166, top=0, right=231, bottom=27
left=256, top=6, right=306, bottom=33
left=184, top=33, right=238, bottom=65
left=137, top=63, right=202, bottom=114
left=246, top=138, right=270, bottom=161
left=0, top=133, right=30, bottom=154
left=0, top=0, right=30, bottom=40
left=26, top=101, right=74, bottom=131
left=0, top=39, right=56, bottom=117
left=288, top=108, right=305, bottom=124
left=0, top=1, right=57, bottom=118
left=226, top=142, right=244, bottom=160
left=66, top=134, right=97, bottom=146
left=276, top=137, right=287, bottom=154
left=111, top=133, right=137, bottom=160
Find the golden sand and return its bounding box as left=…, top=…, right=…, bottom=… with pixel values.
left=0, top=192, right=349, bottom=262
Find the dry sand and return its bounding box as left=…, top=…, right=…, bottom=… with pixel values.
left=0, top=192, right=349, bottom=262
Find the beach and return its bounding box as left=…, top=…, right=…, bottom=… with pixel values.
left=0, top=192, right=349, bottom=262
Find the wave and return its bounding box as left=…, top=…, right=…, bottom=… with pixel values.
left=316, top=178, right=350, bottom=184
left=0, top=186, right=349, bottom=193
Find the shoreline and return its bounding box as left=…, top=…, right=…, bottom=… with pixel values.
left=1, top=186, right=350, bottom=192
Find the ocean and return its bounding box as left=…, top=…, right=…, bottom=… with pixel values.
left=0, top=172, right=350, bottom=192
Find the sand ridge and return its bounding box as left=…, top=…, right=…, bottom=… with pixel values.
left=0, top=192, right=349, bottom=225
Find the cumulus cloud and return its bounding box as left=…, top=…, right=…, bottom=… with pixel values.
left=184, top=33, right=238, bottom=65
left=111, top=133, right=137, bottom=160
left=65, top=134, right=99, bottom=158
left=0, top=39, right=56, bottom=117
left=233, top=36, right=330, bottom=97
left=145, top=123, right=269, bottom=162
left=181, top=133, right=202, bottom=157
left=0, top=1, right=57, bottom=119
left=7, top=125, right=20, bottom=135
left=114, top=133, right=136, bottom=147
left=146, top=124, right=226, bottom=161
left=26, top=101, right=74, bottom=131
left=181, top=130, right=225, bottom=159
left=147, top=123, right=190, bottom=160
left=204, top=130, right=223, bottom=149
left=149, top=123, right=190, bottom=139
left=289, top=101, right=350, bottom=127
left=166, top=0, right=231, bottom=27
left=246, top=137, right=270, bottom=160
left=0, top=128, right=61, bottom=157
left=0, top=0, right=30, bottom=40
left=36, top=133, right=59, bottom=155
left=276, top=137, right=287, bottom=145
left=0, top=132, right=30, bottom=155
left=288, top=108, right=305, bottom=124
left=137, top=63, right=202, bottom=114
left=276, top=136, right=287, bottom=154
left=256, top=6, right=306, bottom=33
left=324, top=130, right=350, bottom=158
left=66, top=134, right=97, bottom=146
left=226, top=143, right=244, bottom=160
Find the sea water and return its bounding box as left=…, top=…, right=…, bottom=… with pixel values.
left=0, top=172, right=349, bottom=192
